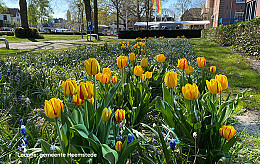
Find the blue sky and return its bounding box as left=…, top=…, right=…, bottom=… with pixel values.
left=2, top=0, right=175, bottom=19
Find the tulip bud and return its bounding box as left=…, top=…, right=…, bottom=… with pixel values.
left=182, top=83, right=199, bottom=100
left=164, top=71, right=177, bottom=88
left=73, top=94, right=84, bottom=105
left=206, top=79, right=222, bottom=94
left=62, top=79, right=77, bottom=96
left=115, top=109, right=125, bottom=122
left=115, top=141, right=122, bottom=152
left=178, top=58, right=188, bottom=70
left=117, top=56, right=128, bottom=69
left=101, top=107, right=112, bottom=122
left=142, top=74, right=146, bottom=81
left=186, top=66, right=194, bottom=75
left=111, top=76, right=118, bottom=84
left=197, top=57, right=206, bottom=68
left=44, top=98, right=63, bottom=119
left=219, top=125, right=236, bottom=140
left=156, top=54, right=165, bottom=63
left=145, top=71, right=153, bottom=79
left=134, top=65, right=143, bottom=76
left=210, top=66, right=216, bottom=73
left=95, top=72, right=102, bottom=82
left=215, top=74, right=228, bottom=90
left=129, top=53, right=135, bottom=61
left=88, top=97, right=94, bottom=105
left=141, top=58, right=148, bottom=68
left=84, top=58, right=100, bottom=75
left=77, top=82, right=93, bottom=100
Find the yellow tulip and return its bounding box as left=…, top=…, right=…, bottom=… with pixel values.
left=84, top=58, right=100, bottom=75
left=186, top=66, right=194, bottom=75
left=210, top=66, right=216, bottom=73
left=101, top=73, right=110, bottom=84
left=115, top=109, right=125, bottom=122
left=206, top=79, right=222, bottom=94
left=103, top=68, right=111, bottom=76
left=142, top=74, right=146, bottom=81
left=129, top=53, right=135, bottom=61
left=115, top=141, right=122, bottom=152
left=164, top=71, right=177, bottom=88
left=117, top=56, right=128, bottom=69
left=73, top=94, right=84, bottom=106
left=197, top=57, right=206, bottom=68
left=97, top=44, right=100, bottom=47
left=137, top=46, right=140, bottom=49
left=141, top=58, right=148, bottom=68
left=62, top=79, right=77, bottom=96
left=77, top=82, right=93, bottom=100
left=178, top=58, right=188, bottom=70
left=95, top=72, right=102, bottom=81
left=134, top=65, right=143, bottom=76
left=156, top=54, right=165, bottom=63
left=44, top=98, right=63, bottom=119
left=101, top=107, right=112, bottom=122
left=112, top=76, right=119, bottom=84
left=219, top=125, right=236, bottom=140
left=145, top=71, right=152, bottom=79
left=215, top=74, right=228, bottom=90
left=119, top=42, right=122, bottom=44
left=182, top=84, right=199, bottom=100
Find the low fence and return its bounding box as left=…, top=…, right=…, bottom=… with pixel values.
left=202, top=18, right=260, bottom=57
left=118, top=29, right=202, bottom=39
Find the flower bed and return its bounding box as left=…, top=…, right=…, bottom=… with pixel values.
left=0, top=37, right=244, bottom=163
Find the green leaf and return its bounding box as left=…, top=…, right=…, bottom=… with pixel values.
left=118, top=139, right=140, bottom=164
left=70, top=124, right=89, bottom=139
left=102, top=144, right=118, bottom=164
left=40, top=139, right=51, bottom=154
left=141, top=123, right=159, bottom=139
left=223, top=136, right=237, bottom=153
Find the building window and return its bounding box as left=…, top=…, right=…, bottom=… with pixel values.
left=236, top=0, right=245, bottom=3
left=234, top=12, right=244, bottom=19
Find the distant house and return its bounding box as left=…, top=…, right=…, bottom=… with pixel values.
left=181, top=8, right=203, bottom=21
left=0, top=8, right=21, bottom=27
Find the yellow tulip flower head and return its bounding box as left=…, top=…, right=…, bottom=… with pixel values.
left=73, top=94, right=84, bottom=106
left=182, top=84, right=199, bottom=100
left=141, top=58, right=148, bottom=68
left=215, top=74, right=228, bottom=90
left=115, top=109, right=125, bottom=122
left=206, top=79, right=222, bottom=94
left=145, top=71, right=153, bottom=79
left=112, top=76, right=119, bottom=84
left=186, top=66, right=194, bottom=75
left=142, top=74, right=146, bottom=81
left=95, top=72, right=102, bottom=82
left=77, top=82, right=93, bottom=100
left=134, top=65, right=143, bottom=76
left=129, top=53, right=135, bottom=61
left=101, top=73, right=110, bottom=84
left=178, top=58, right=188, bottom=70
left=219, top=125, right=236, bottom=140
left=164, top=71, right=178, bottom=88
left=103, top=68, right=111, bottom=76
left=197, top=57, right=206, bottom=68
left=156, top=54, right=165, bottom=63
left=210, top=66, right=216, bottom=73
left=117, top=56, right=128, bottom=69
left=101, top=107, right=112, bottom=122
left=115, top=141, right=122, bottom=152
left=84, top=58, right=100, bottom=75
left=44, top=98, right=63, bottom=119
left=62, top=79, right=77, bottom=96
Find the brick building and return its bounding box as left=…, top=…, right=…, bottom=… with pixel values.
left=245, top=0, right=260, bottom=21
left=212, top=0, right=246, bottom=27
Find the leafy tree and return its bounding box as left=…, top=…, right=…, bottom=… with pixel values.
left=0, top=0, right=7, bottom=14
left=28, top=0, right=38, bottom=26
left=67, top=9, right=71, bottom=22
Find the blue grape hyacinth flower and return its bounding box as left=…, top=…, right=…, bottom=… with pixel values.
left=170, top=139, right=176, bottom=150
left=21, top=125, right=27, bottom=136
left=128, top=133, right=134, bottom=144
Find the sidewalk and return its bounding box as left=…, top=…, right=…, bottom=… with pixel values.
left=0, top=39, right=99, bottom=50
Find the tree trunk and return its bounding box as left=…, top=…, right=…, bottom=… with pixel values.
left=93, top=0, right=98, bottom=34
left=19, top=0, right=29, bottom=29
left=116, top=0, right=119, bottom=33
left=137, top=0, right=141, bottom=21
left=83, top=0, right=91, bottom=21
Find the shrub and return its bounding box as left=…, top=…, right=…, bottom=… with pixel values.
left=15, top=27, right=44, bottom=39
left=202, top=18, right=260, bottom=57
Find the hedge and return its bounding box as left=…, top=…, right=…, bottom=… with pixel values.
left=15, top=27, right=44, bottom=39
left=118, top=29, right=202, bottom=39
left=202, top=18, right=260, bottom=57
left=0, top=31, right=14, bottom=36
left=40, top=32, right=104, bottom=36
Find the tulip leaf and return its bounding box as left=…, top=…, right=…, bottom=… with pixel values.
left=141, top=123, right=159, bottom=139
left=118, top=139, right=140, bottom=164
left=101, top=144, right=118, bottom=164
left=40, top=139, right=51, bottom=154
left=70, top=124, right=89, bottom=139
left=223, top=136, right=237, bottom=153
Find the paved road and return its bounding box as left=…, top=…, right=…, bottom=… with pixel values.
left=0, top=39, right=99, bottom=50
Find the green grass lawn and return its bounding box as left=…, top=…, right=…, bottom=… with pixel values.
left=189, top=38, right=260, bottom=112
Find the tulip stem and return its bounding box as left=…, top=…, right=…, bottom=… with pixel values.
left=219, top=92, right=222, bottom=107
left=55, top=118, right=64, bottom=153
left=85, top=101, right=89, bottom=130
left=94, top=76, right=97, bottom=111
